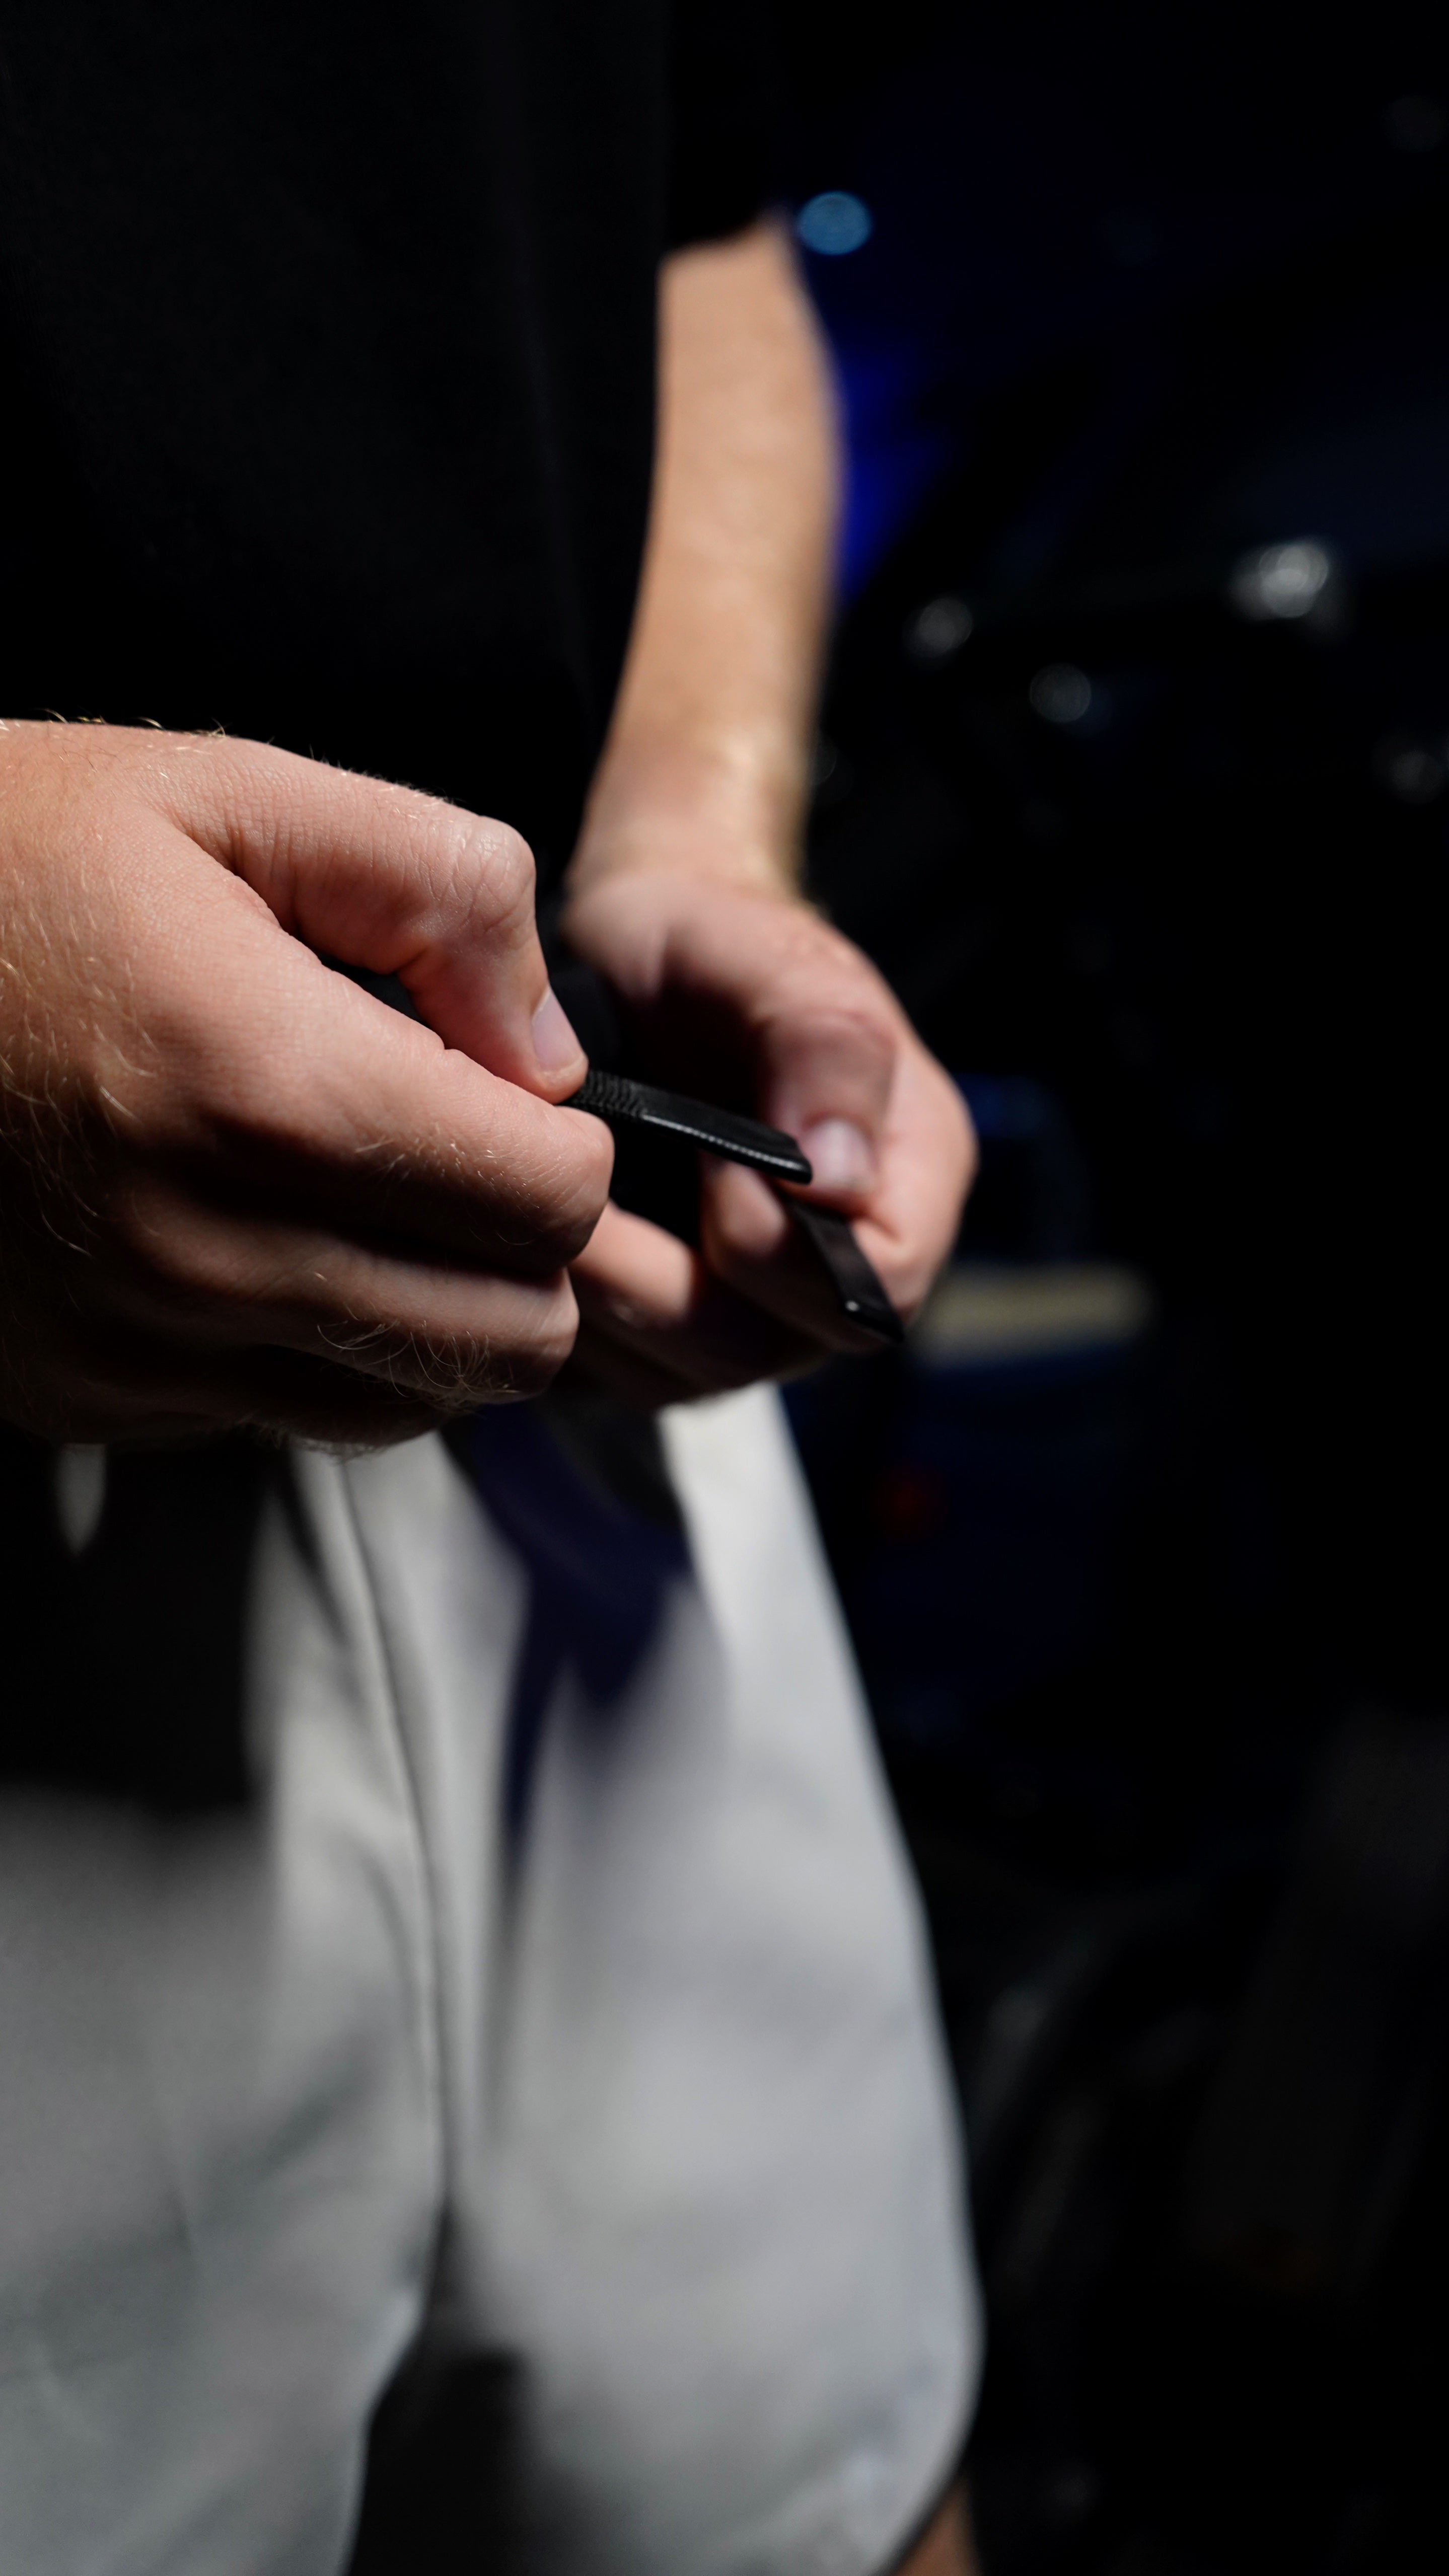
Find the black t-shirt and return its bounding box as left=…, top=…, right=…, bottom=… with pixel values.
left=0, top=3, right=776, bottom=1782
left=0, top=3, right=775, bottom=885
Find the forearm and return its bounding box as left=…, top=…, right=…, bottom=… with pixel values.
left=568, top=218, right=840, bottom=898
left=560, top=218, right=973, bottom=1397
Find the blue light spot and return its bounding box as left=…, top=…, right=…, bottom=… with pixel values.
left=796, top=192, right=874, bottom=257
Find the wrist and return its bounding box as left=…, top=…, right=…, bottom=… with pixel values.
left=567, top=734, right=807, bottom=902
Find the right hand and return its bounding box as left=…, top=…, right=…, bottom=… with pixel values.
left=0, top=721, right=611, bottom=1446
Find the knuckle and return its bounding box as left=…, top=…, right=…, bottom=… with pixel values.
left=766, top=991, right=897, bottom=1084
left=187, top=1080, right=303, bottom=1183
left=105, top=1183, right=229, bottom=1316
left=763, top=933, right=898, bottom=1048
left=779, top=901, right=872, bottom=974
left=187, top=1042, right=350, bottom=1174
left=499, top=1291, right=578, bottom=1397
left=514, top=1112, right=612, bottom=1267
left=815, top=995, right=897, bottom=1056
left=434, top=812, right=537, bottom=938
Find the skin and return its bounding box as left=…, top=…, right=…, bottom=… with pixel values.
left=0, top=215, right=978, bottom=2568
left=564, top=219, right=980, bottom=2573
left=906, top=2488, right=983, bottom=2576
left=562, top=219, right=976, bottom=1403
left=0, top=721, right=609, bottom=1446
left=0, top=223, right=972, bottom=1438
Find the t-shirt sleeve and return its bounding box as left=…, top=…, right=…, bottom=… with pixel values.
left=665, top=0, right=781, bottom=249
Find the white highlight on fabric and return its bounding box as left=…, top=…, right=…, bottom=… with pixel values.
left=53, top=1446, right=107, bottom=1554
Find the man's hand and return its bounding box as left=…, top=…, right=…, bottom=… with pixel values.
left=561, top=868, right=974, bottom=1407
left=549, top=221, right=972, bottom=1408
left=0, top=721, right=608, bottom=1445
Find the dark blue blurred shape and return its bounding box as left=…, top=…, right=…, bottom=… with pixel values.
left=850, top=1330, right=1150, bottom=1743
left=794, top=188, right=873, bottom=255
left=787, top=9, right=1449, bottom=590
left=787, top=1073, right=1156, bottom=1757
left=781, top=15, right=1449, bottom=2569
left=462, top=1404, right=688, bottom=1838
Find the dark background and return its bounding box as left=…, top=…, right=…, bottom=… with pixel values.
left=778, top=9, right=1449, bottom=2571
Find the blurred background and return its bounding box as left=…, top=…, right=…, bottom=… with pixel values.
left=773, top=9, right=1449, bottom=2571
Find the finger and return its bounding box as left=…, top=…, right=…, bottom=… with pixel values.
left=37, top=1322, right=488, bottom=1448
left=94, top=1176, right=582, bottom=1405
left=698, top=1160, right=895, bottom=1353
left=841, top=1044, right=976, bottom=1318
left=564, top=874, right=899, bottom=1199
left=568, top=1200, right=823, bottom=1396
left=143, top=732, right=587, bottom=1098
left=112, top=843, right=612, bottom=1270
left=704, top=1042, right=975, bottom=1333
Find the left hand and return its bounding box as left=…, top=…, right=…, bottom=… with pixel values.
left=559, top=868, right=975, bottom=1406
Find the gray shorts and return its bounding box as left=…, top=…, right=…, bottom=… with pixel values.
left=0, top=1389, right=979, bottom=2574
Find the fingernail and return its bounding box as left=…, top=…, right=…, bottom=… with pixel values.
left=532, top=986, right=583, bottom=1072
left=800, top=1117, right=876, bottom=1193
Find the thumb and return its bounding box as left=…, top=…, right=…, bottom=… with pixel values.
left=563, top=873, right=899, bottom=1201
left=760, top=996, right=897, bottom=1202
left=162, top=736, right=586, bottom=1098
